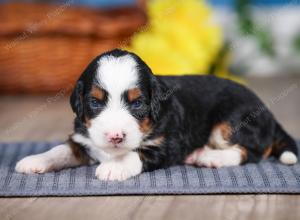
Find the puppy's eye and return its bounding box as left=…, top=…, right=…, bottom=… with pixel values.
left=131, top=100, right=142, bottom=109
left=90, top=98, right=104, bottom=109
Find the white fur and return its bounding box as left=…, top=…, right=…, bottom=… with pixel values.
left=194, top=146, right=243, bottom=168
left=88, top=108, right=143, bottom=156
left=15, top=144, right=84, bottom=174
left=279, top=151, right=298, bottom=165
left=97, top=54, right=138, bottom=96
left=72, top=133, right=112, bottom=162
left=209, top=128, right=230, bottom=149
left=87, top=55, right=143, bottom=157
left=95, top=151, right=142, bottom=181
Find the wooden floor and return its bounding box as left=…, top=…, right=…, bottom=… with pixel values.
left=0, top=75, right=299, bottom=220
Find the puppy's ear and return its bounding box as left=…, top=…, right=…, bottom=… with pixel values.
left=150, top=76, right=170, bottom=122
left=70, top=80, right=84, bottom=119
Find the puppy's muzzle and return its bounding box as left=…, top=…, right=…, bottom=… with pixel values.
left=105, top=132, right=126, bottom=145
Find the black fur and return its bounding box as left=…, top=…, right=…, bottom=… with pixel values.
left=71, top=49, right=298, bottom=172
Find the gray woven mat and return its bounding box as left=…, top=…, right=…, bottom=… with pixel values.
left=0, top=141, right=300, bottom=197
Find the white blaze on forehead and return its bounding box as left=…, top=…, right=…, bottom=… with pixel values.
left=97, top=54, right=138, bottom=97
left=88, top=54, right=143, bottom=154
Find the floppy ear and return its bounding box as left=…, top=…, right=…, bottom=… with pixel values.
left=150, top=76, right=170, bottom=122
left=70, top=80, right=84, bottom=119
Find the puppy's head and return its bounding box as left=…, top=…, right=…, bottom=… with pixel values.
left=70, top=49, right=168, bottom=156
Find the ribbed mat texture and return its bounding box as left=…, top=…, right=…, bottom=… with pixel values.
left=0, top=141, right=300, bottom=196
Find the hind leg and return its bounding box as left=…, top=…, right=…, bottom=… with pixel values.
left=185, top=123, right=247, bottom=168
left=185, top=145, right=246, bottom=168
left=214, top=108, right=297, bottom=165
left=185, top=105, right=296, bottom=168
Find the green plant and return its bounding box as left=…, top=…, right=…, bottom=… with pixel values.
left=235, top=0, right=275, bottom=56
left=294, top=34, right=300, bottom=54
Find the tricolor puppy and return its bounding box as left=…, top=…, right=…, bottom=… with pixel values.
left=15, top=49, right=298, bottom=181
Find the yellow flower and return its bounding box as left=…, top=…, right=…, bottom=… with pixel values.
left=125, top=0, right=234, bottom=79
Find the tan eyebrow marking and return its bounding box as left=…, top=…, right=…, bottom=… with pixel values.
left=91, top=86, right=105, bottom=100
left=127, top=88, right=142, bottom=102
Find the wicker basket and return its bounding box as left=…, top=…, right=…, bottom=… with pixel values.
left=0, top=2, right=147, bottom=93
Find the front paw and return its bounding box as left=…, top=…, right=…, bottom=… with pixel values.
left=95, top=152, right=142, bottom=181
left=15, top=155, right=52, bottom=174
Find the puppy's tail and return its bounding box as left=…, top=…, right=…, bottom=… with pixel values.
left=272, top=123, right=298, bottom=165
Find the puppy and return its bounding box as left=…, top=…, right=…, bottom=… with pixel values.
left=15, top=49, right=298, bottom=181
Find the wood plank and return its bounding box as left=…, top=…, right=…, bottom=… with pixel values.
left=0, top=195, right=299, bottom=220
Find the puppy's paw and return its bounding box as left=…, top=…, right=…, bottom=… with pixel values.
left=15, top=155, right=53, bottom=174
left=95, top=152, right=142, bottom=181
left=196, top=151, right=223, bottom=168
left=185, top=146, right=242, bottom=168
left=95, top=162, right=129, bottom=181
left=199, top=148, right=243, bottom=168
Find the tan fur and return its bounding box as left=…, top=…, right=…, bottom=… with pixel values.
left=139, top=117, right=152, bottom=134
left=271, top=141, right=287, bottom=158
left=91, top=86, right=105, bottom=100
left=152, top=136, right=164, bottom=146
left=263, top=146, right=272, bottom=159
left=143, top=135, right=164, bottom=147
left=86, top=86, right=105, bottom=128
left=68, top=139, right=90, bottom=164
left=209, top=122, right=232, bottom=149
left=218, top=122, right=232, bottom=140
left=127, top=88, right=142, bottom=102
left=138, top=136, right=165, bottom=162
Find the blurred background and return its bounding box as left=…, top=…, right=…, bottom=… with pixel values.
left=0, top=0, right=299, bottom=140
